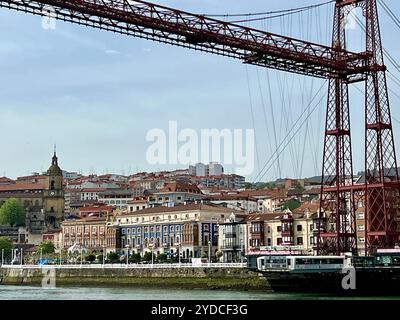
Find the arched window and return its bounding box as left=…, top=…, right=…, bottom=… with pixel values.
left=50, top=180, right=55, bottom=190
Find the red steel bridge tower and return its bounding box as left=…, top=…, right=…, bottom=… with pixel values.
left=318, top=0, right=400, bottom=256
left=0, top=0, right=398, bottom=255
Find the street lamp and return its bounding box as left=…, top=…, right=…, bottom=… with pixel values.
left=148, top=241, right=154, bottom=267
left=175, top=242, right=181, bottom=266
left=208, top=241, right=211, bottom=265
left=240, top=239, right=244, bottom=264
left=125, top=245, right=130, bottom=267
left=20, top=248, right=23, bottom=266
left=103, top=246, right=106, bottom=266
left=40, top=247, right=43, bottom=265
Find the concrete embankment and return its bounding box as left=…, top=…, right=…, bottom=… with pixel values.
left=0, top=267, right=268, bottom=290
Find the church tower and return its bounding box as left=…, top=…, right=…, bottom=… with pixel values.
left=43, top=147, right=65, bottom=229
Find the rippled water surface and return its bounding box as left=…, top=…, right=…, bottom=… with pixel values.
left=1, top=285, right=400, bottom=300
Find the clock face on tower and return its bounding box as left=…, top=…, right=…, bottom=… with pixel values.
left=50, top=191, right=55, bottom=196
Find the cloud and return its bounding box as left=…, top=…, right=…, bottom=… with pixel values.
left=105, top=49, right=121, bottom=55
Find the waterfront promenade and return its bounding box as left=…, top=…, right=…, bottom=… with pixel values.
left=0, top=263, right=264, bottom=290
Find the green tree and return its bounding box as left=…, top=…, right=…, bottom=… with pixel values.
left=38, top=241, right=55, bottom=255
left=107, top=252, right=119, bottom=263
left=282, top=199, right=301, bottom=211
left=0, top=236, right=12, bottom=259
left=0, top=198, right=26, bottom=227
left=143, top=251, right=155, bottom=262
left=157, top=253, right=167, bottom=263
left=86, top=254, right=96, bottom=263
left=129, top=253, right=141, bottom=264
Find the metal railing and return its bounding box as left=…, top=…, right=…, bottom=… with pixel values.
left=0, top=262, right=247, bottom=269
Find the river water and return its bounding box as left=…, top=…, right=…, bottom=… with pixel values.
left=1, top=285, right=399, bottom=300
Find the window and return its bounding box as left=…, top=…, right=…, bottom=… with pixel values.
left=136, top=206, right=140, bottom=211
left=122, top=228, right=126, bottom=235
left=277, top=226, right=282, bottom=232
left=277, top=238, right=282, bottom=245
left=297, top=225, right=303, bottom=232
left=204, top=224, right=209, bottom=232
left=127, top=228, right=131, bottom=234
left=164, top=226, right=168, bottom=233
left=297, top=237, right=303, bottom=245
left=177, top=196, right=182, bottom=200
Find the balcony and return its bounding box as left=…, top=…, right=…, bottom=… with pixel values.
left=281, top=230, right=293, bottom=237
left=220, top=245, right=241, bottom=251
left=225, top=232, right=237, bottom=238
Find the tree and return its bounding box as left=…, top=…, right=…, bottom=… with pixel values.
left=129, top=253, right=141, bottom=264
left=0, top=237, right=12, bottom=259
left=157, top=253, right=167, bottom=263
left=0, top=198, right=26, bottom=227
left=38, top=241, right=55, bottom=255
left=282, top=199, right=301, bottom=211
left=107, top=252, right=119, bottom=263
left=86, top=254, right=96, bottom=263
left=143, top=251, right=155, bottom=262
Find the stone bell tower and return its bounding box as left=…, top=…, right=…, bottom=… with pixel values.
left=43, top=147, right=64, bottom=229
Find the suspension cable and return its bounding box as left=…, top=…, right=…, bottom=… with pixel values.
left=252, top=80, right=327, bottom=183
left=378, top=0, right=400, bottom=31
left=202, top=0, right=335, bottom=23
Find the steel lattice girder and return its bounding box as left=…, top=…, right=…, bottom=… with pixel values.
left=0, top=0, right=372, bottom=79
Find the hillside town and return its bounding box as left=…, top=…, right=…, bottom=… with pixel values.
left=0, top=152, right=370, bottom=265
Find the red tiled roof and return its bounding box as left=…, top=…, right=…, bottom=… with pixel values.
left=206, top=194, right=258, bottom=201
left=293, top=201, right=320, bottom=214
left=0, top=177, right=15, bottom=184
left=0, top=183, right=46, bottom=192
left=157, top=182, right=202, bottom=194
left=81, top=188, right=106, bottom=192
left=246, top=213, right=285, bottom=222
left=63, top=216, right=107, bottom=223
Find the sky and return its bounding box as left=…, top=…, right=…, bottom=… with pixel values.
left=0, top=0, right=400, bottom=181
